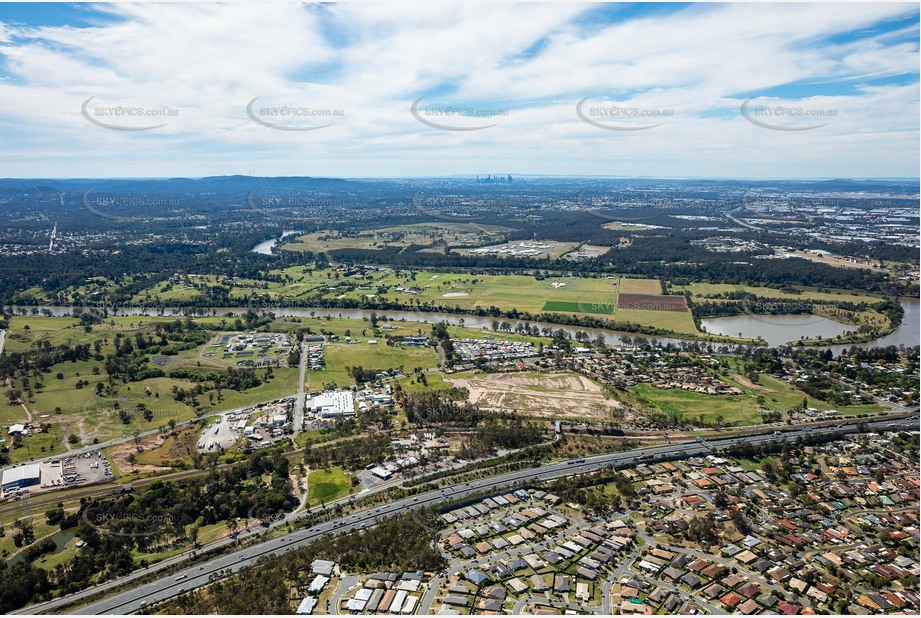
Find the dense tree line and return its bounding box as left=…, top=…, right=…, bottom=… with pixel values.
left=0, top=448, right=295, bottom=612
left=303, top=433, right=392, bottom=472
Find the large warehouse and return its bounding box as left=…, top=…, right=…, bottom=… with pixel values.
left=309, top=390, right=356, bottom=418
left=1, top=463, right=41, bottom=491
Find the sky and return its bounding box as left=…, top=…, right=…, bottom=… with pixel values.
left=0, top=2, right=917, bottom=179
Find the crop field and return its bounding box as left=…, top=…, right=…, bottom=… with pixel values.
left=619, top=277, right=663, bottom=295
left=375, top=272, right=622, bottom=316
left=617, top=293, right=688, bottom=312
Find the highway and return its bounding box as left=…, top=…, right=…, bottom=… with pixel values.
left=14, top=416, right=916, bottom=615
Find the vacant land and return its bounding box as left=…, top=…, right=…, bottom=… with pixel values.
left=617, top=293, right=688, bottom=312
left=670, top=282, right=874, bottom=304
left=444, top=371, right=622, bottom=420
left=630, top=366, right=883, bottom=426
left=307, top=467, right=353, bottom=505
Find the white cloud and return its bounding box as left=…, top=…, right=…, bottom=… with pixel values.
left=0, top=2, right=915, bottom=178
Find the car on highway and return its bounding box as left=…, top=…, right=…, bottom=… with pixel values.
left=175, top=574, right=187, bottom=581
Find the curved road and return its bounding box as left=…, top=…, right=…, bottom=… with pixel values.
left=12, top=416, right=917, bottom=615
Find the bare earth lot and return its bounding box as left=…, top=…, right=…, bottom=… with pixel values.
left=446, top=371, right=622, bottom=420
left=617, top=293, right=688, bottom=312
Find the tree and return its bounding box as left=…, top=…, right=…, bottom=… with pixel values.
left=760, top=459, right=776, bottom=481
left=730, top=510, right=751, bottom=535
left=687, top=515, right=719, bottom=544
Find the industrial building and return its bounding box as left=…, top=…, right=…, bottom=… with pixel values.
left=1, top=463, right=41, bottom=491
left=307, top=390, right=355, bottom=418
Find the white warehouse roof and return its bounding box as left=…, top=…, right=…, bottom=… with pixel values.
left=2, top=462, right=41, bottom=486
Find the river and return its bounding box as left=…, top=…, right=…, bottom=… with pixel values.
left=251, top=230, right=302, bottom=255
left=13, top=298, right=919, bottom=351
left=700, top=296, right=919, bottom=350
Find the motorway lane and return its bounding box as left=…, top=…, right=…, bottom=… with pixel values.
left=16, top=416, right=916, bottom=615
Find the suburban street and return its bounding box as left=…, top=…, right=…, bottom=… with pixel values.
left=10, top=416, right=916, bottom=615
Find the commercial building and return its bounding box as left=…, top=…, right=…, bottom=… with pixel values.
left=308, top=390, right=355, bottom=418
left=1, top=463, right=41, bottom=490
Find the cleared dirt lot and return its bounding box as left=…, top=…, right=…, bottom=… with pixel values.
left=445, top=371, right=622, bottom=420
left=617, top=293, right=688, bottom=312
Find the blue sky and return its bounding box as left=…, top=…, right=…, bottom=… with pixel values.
left=0, top=2, right=917, bottom=179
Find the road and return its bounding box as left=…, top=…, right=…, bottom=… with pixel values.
left=11, top=416, right=915, bottom=615
left=292, top=342, right=307, bottom=438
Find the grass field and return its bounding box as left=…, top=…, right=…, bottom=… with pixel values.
left=309, top=342, right=439, bottom=391
left=620, top=277, right=663, bottom=295
left=307, top=467, right=353, bottom=505
left=123, top=269, right=726, bottom=339
left=541, top=300, right=614, bottom=315
left=669, top=282, right=875, bottom=304
left=629, top=363, right=883, bottom=426
left=614, top=307, right=699, bottom=334
left=631, top=383, right=760, bottom=425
